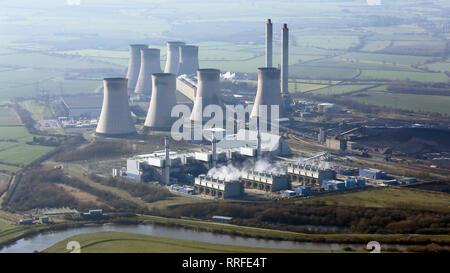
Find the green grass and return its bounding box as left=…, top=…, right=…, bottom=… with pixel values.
left=361, top=41, right=391, bottom=52
left=0, top=126, right=55, bottom=169
left=289, top=83, right=329, bottom=93
left=353, top=91, right=450, bottom=115
left=312, top=84, right=374, bottom=95
left=338, top=52, right=434, bottom=66
left=18, top=101, right=52, bottom=120
left=358, top=70, right=449, bottom=82
left=136, top=215, right=450, bottom=246
left=44, top=232, right=323, bottom=253
left=293, top=33, right=360, bottom=50
left=290, top=65, right=359, bottom=80
left=0, top=107, right=21, bottom=126
left=300, top=188, right=450, bottom=213
left=420, top=61, right=450, bottom=72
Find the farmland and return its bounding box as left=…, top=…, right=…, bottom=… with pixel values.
left=0, top=0, right=448, bottom=113
left=0, top=126, right=55, bottom=172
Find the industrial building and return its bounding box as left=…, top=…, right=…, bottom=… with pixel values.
left=216, top=129, right=291, bottom=157
left=322, top=180, right=346, bottom=191
left=326, top=136, right=347, bottom=152
left=241, top=171, right=289, bottom=192
left=359, top=168, right=386, bottom=179
left=96, top=78, right=136, bottom=136
left=60, top=94, right=103, bottom=119
left=194, top=175, right=243, bottom=199
left=287, top=163, right=336, bottom=187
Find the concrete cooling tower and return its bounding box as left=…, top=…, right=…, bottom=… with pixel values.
left=96, top=78, right=136, bottom=136
left=190, top=69, right=221, bottom=123
left=144, top=73, right=177, bottom=130
left=266, top=19, right=273, bottom=67
left=126, top=44, right=148, bottom=92
left=164, top=41, right=185, bottom=75
left=178, top=45, right=199, bottom=76
left=250, top=67, right=285, bottom=121
left=134, top=48, right=162, bottom=96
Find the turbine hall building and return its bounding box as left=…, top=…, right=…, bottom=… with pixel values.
left=287, top=163, right=336, bottom=187
left=240, top=171, right=289, bottom=192
left=194, top=175, right=243, bottom=199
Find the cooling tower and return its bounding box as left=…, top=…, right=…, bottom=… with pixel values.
left=266, top=19, right=273, bottom=67
left=164, top=41, right=185, bottom=74
left=178, top=45, right=199, bottom=76
left=144, top=73, right=177, bottom=130
left=250, top=67, right=284, bottom=121
left=126, top=44, right=148, bottom=92
left=190, top=69, right=221, bottom=123
left=134, top=48, right=162, bottom=96
left=281, top=24, right=289, bottom=95
left=96, top=78, right=136, bottom=136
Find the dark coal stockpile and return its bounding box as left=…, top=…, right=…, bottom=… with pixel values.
left=357, top=128, right=450, bottom=157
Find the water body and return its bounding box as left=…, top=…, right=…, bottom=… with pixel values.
left=0, top=223, right=364, bottom=253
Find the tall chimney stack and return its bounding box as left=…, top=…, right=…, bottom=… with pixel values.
left=266, top=19, right=273, bottom=67
left=126, top=44, right=148, bottom=92
left=281, top=24, right=289, bottom=95
left=96, top=78, right=136, bottom=136
left=164, top=136, right=170, bottom=185
left=134, top=48, right=162, bottom=96
left=164, top=41, right=185, bottom=75
left=178, top=45, right=199, bottom=76
left=144, top=73, right=177, bottom=131
left=190, top=69, right=221, bottom=123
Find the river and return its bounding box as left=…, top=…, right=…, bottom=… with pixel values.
left=0, top=223, right=367, bottom=253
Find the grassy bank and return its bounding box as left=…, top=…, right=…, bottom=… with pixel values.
left=138, top=215, right=450, bottom=246
left=44, top=231, right=331, bottom=253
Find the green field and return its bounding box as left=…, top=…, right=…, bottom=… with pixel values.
left=353, top=91, right=450, bottom=115
left=312, top=84, right=374, bottom=95
left=358, top=70, right=449, bottom=82
left=0, top=107, right=21, bottom=126
left=44, top=232, right=320, bottom=253
left=300, top=188, right=450, bottom=213
left=0, top=127, right=55, bottom=171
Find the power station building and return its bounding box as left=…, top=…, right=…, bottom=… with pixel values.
left=287, top=163, right=336, bottom=187
left=240, top=171, right=289, bottom=192
left=194, top=175, right=243, bottom=199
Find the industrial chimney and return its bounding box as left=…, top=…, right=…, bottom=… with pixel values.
left=134, top=48, right=162, bottom=96
left=164, top=136, right=170, bottom=185
left=281, top=24, right=289, bottom=95
left=96, top=78, right=136, bottom=136
left=144, top=73, right=177, bottom=131
left=266, top=19, right=273, bottom=67
left=250, top=67, right=284, bottom=123
left=190, top=68, right=221, bottom=123
left=164, top=41, right=186, bottom=75
left=178, top=45, right=199, bottom=76
left=126, top=44, right=148, bottom=92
